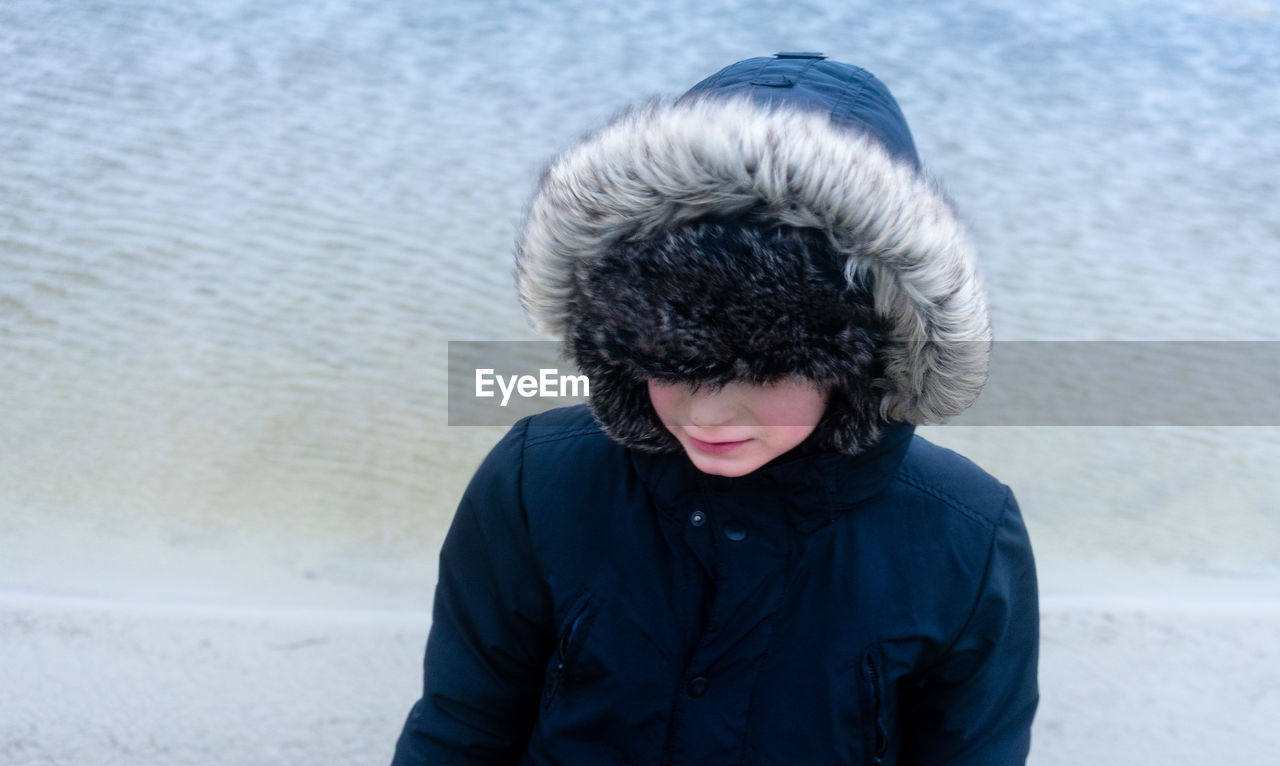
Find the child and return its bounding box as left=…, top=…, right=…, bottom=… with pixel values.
left=393, top=53, right=1038, bottom=765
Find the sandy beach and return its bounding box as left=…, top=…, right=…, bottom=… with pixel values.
left=4, top=581, right=1278, bottom=766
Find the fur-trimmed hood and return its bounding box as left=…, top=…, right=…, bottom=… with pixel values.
left=515, top=54, right=991, bottom=454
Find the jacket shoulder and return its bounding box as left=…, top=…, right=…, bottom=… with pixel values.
left=892, top=434, right=1013, bottom=531
left=516, top=403, right=634, bottom=502
left=465, top=405, right=619, bottom=507
left=522, top=403, right=608, bottom=442
left=520, top=404, right=623, bottom=461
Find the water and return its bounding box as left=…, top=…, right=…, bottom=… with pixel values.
left=2, top=0, right=1279, bottom=607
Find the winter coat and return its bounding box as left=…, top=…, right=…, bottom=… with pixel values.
left=391, top=404, right=1038, bottom=765
left=393, top=52, right=1038, bottom=765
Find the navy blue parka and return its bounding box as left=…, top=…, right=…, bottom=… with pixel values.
left=393, top=54, right=1039, bottom=765
left=392, top=406, right=1038, bottom=765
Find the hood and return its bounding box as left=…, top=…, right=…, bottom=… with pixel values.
left=514, top=53, right=991, bottom=454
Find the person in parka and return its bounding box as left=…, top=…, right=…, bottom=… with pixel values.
left=392, top=53, right=1039, bottom=765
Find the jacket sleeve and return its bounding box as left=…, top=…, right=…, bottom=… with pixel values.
left=392, top=419, right=554, bottom=766
left=900, top=488, right=1040, bottom=766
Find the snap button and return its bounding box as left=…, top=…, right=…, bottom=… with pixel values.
left=723, top=521, right=747, bottom=541
left=690, top=510, right=706, bottom=527
left=686, top=676, right=709, bottom=698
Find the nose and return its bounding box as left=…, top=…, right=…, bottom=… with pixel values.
left=686, top=387, right=738, bottom=427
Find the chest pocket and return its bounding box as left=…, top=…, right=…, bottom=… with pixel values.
left=541, top=589, right=599, bottom=709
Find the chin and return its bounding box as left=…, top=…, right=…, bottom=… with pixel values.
left=685, top=453, right=766, bottom=478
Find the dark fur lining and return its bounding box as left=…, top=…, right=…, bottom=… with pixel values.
left=569, top=222, right=885, bottom=454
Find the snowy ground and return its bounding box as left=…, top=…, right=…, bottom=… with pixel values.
left=4, top=585, right=1278, bottom=765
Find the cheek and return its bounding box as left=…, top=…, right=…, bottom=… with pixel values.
left=748, top=384, right=828, bottom=450
left=751, top=385, right=829, bottom=428
left=762, top=425, right=821, bottom=453
left=646, top=380, right=686, bottom=424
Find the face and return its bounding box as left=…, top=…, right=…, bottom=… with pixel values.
left=647, top=377, right=829, bottom=477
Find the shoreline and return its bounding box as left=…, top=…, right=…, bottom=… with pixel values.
left=5, top=587, right=1279, bottom=765
left=3, top=587, right=1280, bottom=617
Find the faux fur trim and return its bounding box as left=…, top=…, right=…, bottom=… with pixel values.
left=515, top=96, right=991, bottom=424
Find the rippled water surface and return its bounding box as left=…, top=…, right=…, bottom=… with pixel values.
left=3, top=0, right=1279, bottom=606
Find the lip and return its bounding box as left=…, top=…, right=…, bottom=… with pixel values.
left=685, top=434, right=752, bottom=455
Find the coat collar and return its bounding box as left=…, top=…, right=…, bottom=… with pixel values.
left=630, top=422, right=915, bottom=534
